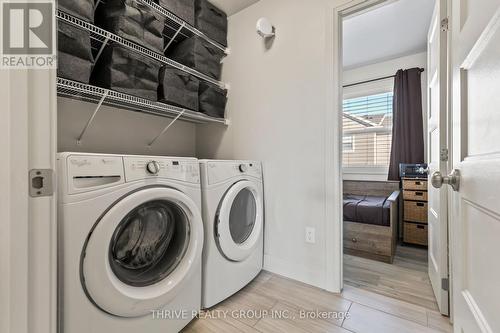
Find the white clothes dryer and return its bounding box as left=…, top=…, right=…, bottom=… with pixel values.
left=199, top=160, right=264, bottom=309
left=58, top=153, right=203, bottom=333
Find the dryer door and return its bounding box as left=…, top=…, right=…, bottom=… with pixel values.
left=216, top=181, right=263, bottom=262
left=81, top=187, right=203, bottom=318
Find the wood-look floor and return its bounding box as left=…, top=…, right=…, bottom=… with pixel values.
left=344, top=245, right=438, bottom=311
left=182, top=259, right=452, bottom=332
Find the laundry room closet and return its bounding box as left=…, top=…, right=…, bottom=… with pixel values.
left=56, top=0, right=231, bottom=157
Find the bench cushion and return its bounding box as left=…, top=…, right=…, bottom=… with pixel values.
left=343, top=194, right=391, bottom=227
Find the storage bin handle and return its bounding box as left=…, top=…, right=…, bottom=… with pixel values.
left=416, top=202, right=425, bottom=207
left=417, top=225, right=425, bottom=230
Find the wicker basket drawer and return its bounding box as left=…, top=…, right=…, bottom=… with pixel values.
left=404, top=222, right=428, bottom=246
left=403, top=190, right=428, bottom=201
left=404, top=201, right=428, bottom=222
left=403, top=179, right=427, bottom=191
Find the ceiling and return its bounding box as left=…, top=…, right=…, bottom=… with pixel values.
left=343, top=0, right=435, bottom=69
left=209, top=0, right=260, bottom=16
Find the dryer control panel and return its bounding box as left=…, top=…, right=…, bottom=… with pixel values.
left=124, top=157, right=200, bottom=184
left=207, top=161, right=262, bottom=185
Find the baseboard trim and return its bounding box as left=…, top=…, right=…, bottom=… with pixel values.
left=263, top=254, right=326, bottom=290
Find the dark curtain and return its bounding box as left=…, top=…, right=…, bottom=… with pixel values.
left=388, top=68, right=425, bottom=181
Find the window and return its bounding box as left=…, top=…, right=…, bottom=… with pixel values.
left=343, top=135, right=355, bottom=152
left=342, top=92, right=393, bottom=168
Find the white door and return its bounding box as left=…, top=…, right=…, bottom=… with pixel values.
left=448, top=4, right=500, bottom=332
left=0, top=69, right=57, bottom=332
left=427, top=0, right=450, bottom=316
left=216, top=181, right=263, bottom=262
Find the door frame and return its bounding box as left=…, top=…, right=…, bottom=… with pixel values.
left=325, top=0, right=454, bottom=313
left=427, top=0, right=453, bottom=316
left=0, top=68, right=58, bottom=332
left=325, top=0, right=394, bottom=293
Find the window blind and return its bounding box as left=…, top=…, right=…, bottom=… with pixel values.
left=342, top=92, right=393, bottom=168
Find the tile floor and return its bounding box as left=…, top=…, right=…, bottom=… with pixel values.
left=182, top=268, right=453, bottom=333
left=344, top=245, right=439, bottom=311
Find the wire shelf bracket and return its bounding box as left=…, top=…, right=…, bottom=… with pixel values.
left=148, top=109, right=186, bottom=148
left=164, top=22, right=186, bottom=53
left=77, top=90, right=109, bottom=145
left=94, top=0, right=102, bottom=12
left=94, top=33, right=110, bottom=63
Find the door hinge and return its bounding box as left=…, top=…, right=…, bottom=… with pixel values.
left=440, top=148, right=449, bottom=162
left=442, top=278, right=449, bottom=291
left=441, top=17, right=449, bottom=32
left=29, top=169, right=54, bottom=197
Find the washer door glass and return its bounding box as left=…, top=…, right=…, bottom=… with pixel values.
left=109, top=200, right=190, bottom=287
left=229, top=189, right=257, bottom=244
left=81, top=187, right=204, bottom=318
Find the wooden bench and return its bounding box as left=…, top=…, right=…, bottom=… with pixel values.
left=343, top=180, right=400, bottom=263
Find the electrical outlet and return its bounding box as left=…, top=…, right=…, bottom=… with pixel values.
left=305, top=227, right=316, bottom=244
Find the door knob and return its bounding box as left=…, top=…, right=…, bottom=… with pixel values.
left=431, top=169, right=461, bottom=191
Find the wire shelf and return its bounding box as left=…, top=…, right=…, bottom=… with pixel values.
left=136, top=0, right=229, bottom=54
left=57, top=10, right=226, bottom=89
left=57, top=77, right=228, bottom=125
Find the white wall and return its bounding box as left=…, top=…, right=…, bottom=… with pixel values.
left=343, top=51, right=428, bottom=89
left=196, top=0, right=344, bottom=288
left=342, top=52, right=428, bottom=181
left=58, top=98, right=197, bottom=157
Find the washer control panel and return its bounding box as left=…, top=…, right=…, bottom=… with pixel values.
left=124, top=157, right=200, bottom=184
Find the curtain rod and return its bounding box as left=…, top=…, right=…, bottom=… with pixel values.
left=343, top=68, right=425, bottom=88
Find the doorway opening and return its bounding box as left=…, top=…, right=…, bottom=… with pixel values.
left=339, top=0, right=446, bottom=314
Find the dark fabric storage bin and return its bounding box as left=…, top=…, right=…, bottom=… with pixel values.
left=194, top=0, right=227, bottom=46
left=57, top=21, right=94, bottom=83
left=198, top=82, right=226, bottom=118
left=91, top=45, right=161, bottom=100
left=58, top=0, right=95, bottom=22
left=158, top=66, right=199, bottom=110
left=156, top=0, right=195, bottom=26
left=95, top=0, right=165, bottom=53
left=167, top=36, right=224, bottom=80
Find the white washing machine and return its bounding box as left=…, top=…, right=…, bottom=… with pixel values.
left=199, top=160, right=264, bottom=309
left=58, top=153, right=204, bottom=333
